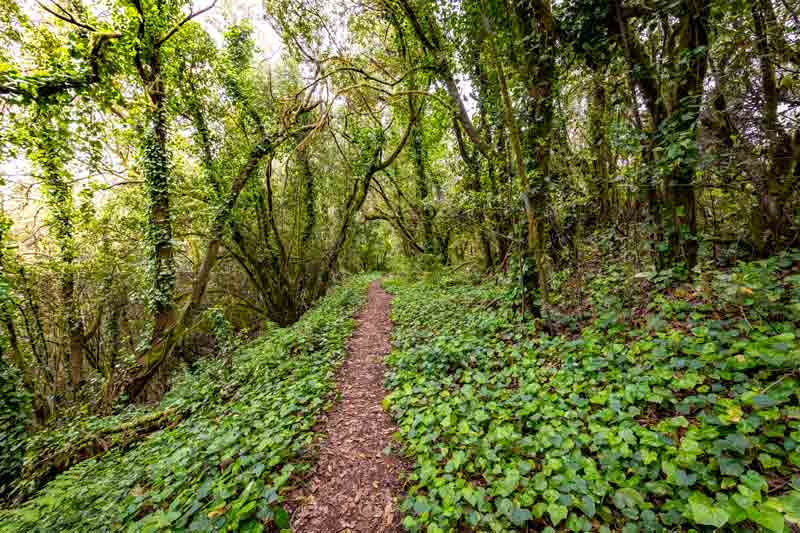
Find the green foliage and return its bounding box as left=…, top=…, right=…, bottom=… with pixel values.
left=0, top=275, right=374, bottom=532
left=203, top=306, right=240, bottom=360
left=0, top=360, right=30, bottom=500
left=708, top=253, right=800, bottom=325
left=383, top=260, right=800, bottom=532
left=1, top=0, right=799, bottom=530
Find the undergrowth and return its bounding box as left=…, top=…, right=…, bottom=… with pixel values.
left=384, top=253, right=800, bottom=532
left=0, top=275, right=374, bottom=532
left=0, top=361, right=30, bottom=502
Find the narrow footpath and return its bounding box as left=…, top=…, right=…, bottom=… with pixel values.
left=291, top=281, right=405, bottom=532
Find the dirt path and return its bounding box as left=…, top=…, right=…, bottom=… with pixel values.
left=290, top=281, right=405, bottom=532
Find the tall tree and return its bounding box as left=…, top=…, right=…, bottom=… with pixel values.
left=749, top=0, right=800, bottom=254
left=606, top=0, right=711, bottom=269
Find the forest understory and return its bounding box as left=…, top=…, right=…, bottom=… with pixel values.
left=1, top=0, right=800, bottom=530
left=1, top=249, right=800, bottom=532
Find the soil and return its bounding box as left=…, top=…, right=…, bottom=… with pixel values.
left=290, top=281, right=406, bottom=533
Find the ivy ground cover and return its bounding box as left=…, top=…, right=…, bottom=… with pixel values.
left=0, top=275, right=373, bottom=532
left=384, top=267, right=800, bottom=532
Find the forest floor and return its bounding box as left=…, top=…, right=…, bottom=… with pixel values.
left=3, top=259, right=799, bottom=532
left=290, top=281, right=407, bottom=532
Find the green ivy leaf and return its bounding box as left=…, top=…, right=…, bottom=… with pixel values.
left=413, top=497, right=431, bottom=515
left=613, top=488, right=644, bottom=510
left=462, top=485, right=479, bottom=507
left=719, top=456, right=745, bottom=477
left=688, top=492, right=729, bottom=528
left=533, top=472, right=548, bottom=492
left=747, top=504, right=786, bottom=532
left=578, top=495, right=596, bottom=518
left=547, top=503, right=568, bottom=526
left=496, top=468, right=520, bottom=497
left=510, top=506, right=532, bottom=526
left=274, top=506, right=289, bottom=529
left=778, top=491, right=800, bottom=522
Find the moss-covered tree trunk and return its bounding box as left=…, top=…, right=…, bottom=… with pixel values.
left=609, top=0, right=708, bottom=270
left=664, top=0, right=709, bottom=270
left=0, top=217, right=33, bottom=391
left=511, top=0, right=558, bottom=316
left=35, top=125, right=83, bottom=398
left=750, top=0, right=800, bottom=255
left=125, top=127, right=285, bottom=400
left=589, top=69, right=611, bottom=222
left=411, top=119, right=435, bottom=256
left=139, top=66, right=176, bottom=399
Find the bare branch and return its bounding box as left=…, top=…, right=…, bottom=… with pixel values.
left=37, top=0, right=97, bottom=32
left=157, top=0, right=218, bottom=47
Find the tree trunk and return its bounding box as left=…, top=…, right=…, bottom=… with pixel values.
left=482, top=10, right=547, bottom=317
left=411, top=121, right=435, bottom=255
left=0, top=219, right=34, bottom=390
left=143, top=90, right=177, bottom=342
left=2, top=313, right=32, bottom=389
left=510, top=0, right=558, bottom=313
left=610, top=0, right=708, bottom=270
left=750, top=0, right=799, bottom=254
left=64, top=270, right=84, bottom=395
left=664, top=0, right=709, bottom=270
left=102, top=295, right=122, bottom=410
left=18, top=266, right=50, bottom=380
left=39, top=138, right=83, bottom=396
left=125, top=129, right=293, bottom=401
left=590, top=69, right=611, bottom=222
left=135, top=45, right=177, bottom=400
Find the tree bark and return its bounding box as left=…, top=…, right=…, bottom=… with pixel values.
left=609, top=0, right=708, bottom=270
left=482, top=10, right=547, bottom=316
left=750, top=0, right=799, bottom=255
left=590, top=69, right=611, bottom=222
